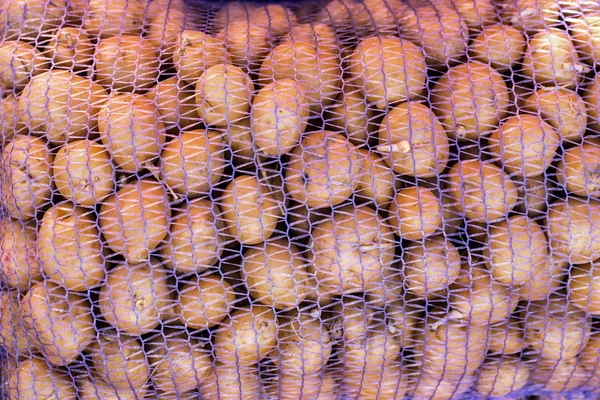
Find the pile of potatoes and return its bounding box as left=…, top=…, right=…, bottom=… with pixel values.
left=4, top=0, right=600, bottom=398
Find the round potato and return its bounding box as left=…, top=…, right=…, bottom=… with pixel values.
left=403, top=236, right=461, bottom=298
left=308, top=204, right=395, bottom=296
left=447, top=159, right=519, bottom=223
left=269, top=371, right=338, bottom=400
left=469, top=24, right=526, bottom=72
left=221, top=117, right=255, bottom=169
left=349, top=36, right=426, bottom=110
left=569, top=261, right=600, bottom=314
left=0, top=41, right=49, bottom=92
left=316, top=0, right=361, bottom=30
left=251, top=5, right=298, bottom=38
left=389, top=186, right=442, bottom=241
left=199, top=363, right=261, bottom=400
left=569, top=12, right=600, bottom=65
left=18, top=70, right=108, bottom=145
left=9, top=359, right=76, bottom=400
left=82, top=0, right=145, bottom=39
left=580, top=332, right=600, bottom=373
left=0, top=218, right=42, bottom=291
left=78, top=373, right=149, bottom=400
left=328, top=81, right=377, bottom=147
left=46, top=27, right=94, bottom=71
left=476, top=357, right=530, bottom=398
left=378, top=101, right=450, bottom=177
left=1, top=136, right=53, bottom=221
left=0, top=0, right=67, bottom=43
left=341, top=321, right=402, bottom=371
left=585, top=73, right=600, bottom=133
left=431, top=62, right=510, bottom=141
left=452, top=0, right=498, bottom=33
left=146, top=8, right=187, bottom=63
left=217, top=21, right=271, bottom=70
left=175, top=273, right=236, bottom=330
left=173, top=30, right=229, bottom=83
left=355, top=149, right=396, bottom=209
left=518, top=257, right=566, bottom=301
left=328, top=299, right=378, bottom=342
left=343, top=361, right=408, bottom=400
left=21, top=281, right=95, bottom=366
left=515, top=174, right=554, bottom=218
left=558, top=139, right=600, bottom=197
left=487, top=318, right=526, bottom=355
left=283, top=22, right=340, bottom=57
left=146, top=77, right=199, bottom=133
left=533, top=357, right=589, bottom=392
left=53, top=140, right=115, bottom=207
left=0, top=290, right=33, bottom=357
left=0, top=95, right=24, bottom=142
left=213, top=305, right=278, bottom=366
left=39, top=202, right=106, bottom=292
left=408, top=372, right=476, bottom=400
left=500, top=0, right=561, bottom=34
left=98, top=259, right=171, bottom=335
left=98, top=93, right=166, bottom=173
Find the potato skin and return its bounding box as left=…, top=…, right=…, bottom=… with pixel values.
left=500, top=0, right=561, bottom=34
left=46, top=27, right=94, bottom=71
left=0, top=41, right=48, bottom=92
left=470, top=24, right=526, bottom=72
left=146, top=77, right=199, bottom=132
left=199, top=364, right=262, bottom=400
left=476, top=357, right=530, bottom=398
left=82, top=0, right=145, bottom=39
left=173, top=30, right=230, bottom=83
left=217, top=21, right=271, bottom=69
left=584, top=73, right=600, bottom=134
left=558, top=139, right=600, bottom=197
left=389, top=186, right=442, bottom=241
left=9, top=359, right=76, bottom=400
left=0, top=218, right=42, bottom=291
left=0, top=290, right=34, bottom=357
left=78, top=374, right=149, bottom=400
left=278, top=314, right=333, bottom=374
left=0, top=95, right=24, bottom=142
left=569, top=261, right=600, bottom=314
left=355, top=149, right=397, bottom=209
left=0, top=0, right=67, bottom=44
left=487, top=318, right=526, bottom=355
left=342, top=362, right=408, bottom=400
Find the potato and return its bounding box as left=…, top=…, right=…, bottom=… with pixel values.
left=221, top=118, right=255, bottom=169
left=408, top=371, right=476, bottom=400
left=342, top=323, right=402, bottom=371
left=285, top=130, right=363, bottom=208
left=580, top=332, right=600, bottom=373
left=568, top=261, right=600, bottom=314
left=523, top=28, right=586, bottom=89
left=449, top=265, right=520, bottom=325
left=328, top=298, right=380, bottom=342
left=99, top=179, right=170, bottom=262
left=221, top=174, right=281, bottom=245
left=476, top=357, right=530, bottom=397
left=316, top=0, right=361, bottom=30
left=18, top=70, right=108, bottom=145
left=447, top=159, right=519, bottom=223
left=90, top=331, right=149, bottom=390
left=0, top=41, right=48, bottom=92
left=146, top=77, right=199, bottom=133
left=328, top=82, right=376, bottom=147
left=242, top=238, right=309, bottom=309
left=46, top=27, right=94, bottom=72
left=175, top=273, right=235, bottom=329
left=9, top=359, right=76, bottom=400
left=199, top=363, right=261, bottom=400
left=523, top=87, right=587, bottom=143
left=389, top=186, right=442, bottom=241
left=451, top=0, right=498, bottom=33
left=378, top=102, right=450, bottom=177
left=469, top=24, right=526, bottom=72
left=547, top=196, right=600, bottom=264
left=0, top=218, right=41, bottom=291
left=487, top=318, right=526, bottom=355
left=569, top=12, right=600, bottom=66
left=173, top=30, right=230, bottom=83
left=217, top=21, right=271, bottom=69
left=0, top=0, right=67, bottom=43
left=400, top=5, right=469, bottom=68
left=355, top=149, right=396, bottom=209
left=0, top=95, right=24, bottom=142
left=146, top=8, right=187, bottom=63
left=558, top=139, right=600, bottom=197
left=212, top=1, right=255, bottom=31
left=354, top=0, right=405, bottom=35
left=585, top=73, right=600, bottom=133
left=98, top=93, right=166, bottom=173
left=483, top=215, right=549, bottom=287
left=342, top=362, right=408, bottom=400
left=251, top=5, right=298, bottom=38
left=39, top=202, right=106, bottom=291
left=560, top=0, right=600, bottom=18
left=431, top=62, right=510, bottom=141
left=251, top=79, right=310, bottom=157
left=533, top=357, right=589, bottom=392
left=0, top=290, right=33, bottom=357
left=161, top=198, right=226, bottom=274
left=283, top=23, right=340, bottom=57
left=268, top=371, right=338, bottom=400
left=517, top=173, right=554, bottom=218
left=349, top=36, right=426, bottom=110
left=524, top=295, right=592, bottom=361
left=499, top=0, right=561, bottom=34
left=82, top=0, right=145, bottom=39
left=98, top=258, right=171, bottom=335
left=21, top=281, right=94, bottom=366
left=78, top=373, right=149, bottom=400
left=159, top=129, right=227, bottom=197
left=308, top=204, right=395, bottom=296
left=214, top=305, right=278, bottom=366
left=518, top=257, right=566, bottom=301
left=385, top=296, right=422, bottom=348
left=144, top=329, right=213, bottom=395
left=1, top=136, right=53, bottom=221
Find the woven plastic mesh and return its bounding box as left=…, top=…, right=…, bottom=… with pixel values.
left=3, top=0, right=600, bottom=398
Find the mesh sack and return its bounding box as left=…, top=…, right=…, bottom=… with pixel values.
left=2, top=0, right=600, bottom=399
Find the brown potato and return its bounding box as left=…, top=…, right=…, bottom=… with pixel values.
left=251, top=5, right=298, bottom=38
left=452, top=0, right=498, bottom=33
left=146, top=8, right=187, bottom=63
left=523, top=28, right=587, bottom=89
left=328, top=299, right=379, bottom=342
left=469, top=24, right=526, bottom=72
left=199, top=363, right=261, bottom=400
left=0, top=290, right=33, bottom=357
left=569, top=261, right=600, bottom=314
left=316, top=0, right=361, bottom=30
left=78, top=373, right=149, bottom=400
left=483, top=215, right=550, bottom=287
left=98, top=259, right=171, bottom=335
left=221, top=174, right=281, bottom=245
left=524, top=295, right=592, bottom=361
left=355, top=149, right=396, bottom=209
left=90, top=331, right=149, bottom=390
left=558, top=139, right=600, bottom=197
left=585, top=73, right=600, bottom=134
left=389, top=186, right=442, bottom=241
left=487, top=318, right=526, bottom=355
left=218, top=21, right=271, bottom=70
left=82, top=0, right=145, bottom=39
left=533, top=357, right=589, bottom=392
left=9, top=359, right=76, bottom=400
left=213, top=305, right=278, bottom=366
left=98, top=93, right=166, bottom=173
left=161, top=198, right=226, bottom=274
left=0, top=218, right=41, bottom=291
left=431, top=62, right=510, bottom=141
left=518, top=257, right=566, bottom=301
left=251, top=79, right=310, bottom=157
left=385, top=296, right=422, bottom=348
left=39, top=202, right=106, bottom=291
left=0, top=95, right=24, bottom=142
left=408, top=372, right=476, bottom=400
left=46, top=27, right=94, bottom=71
left=500, top=0, right=561, bottom=34
left=515, top=174, right=553, bottom=218
left=328, top=81, right=377, bottom=147
left=99, top=179, right=170, bottom=262
left=18, top=70, right=107, bottom=145
left=400, top=5, right=469, bottom=68
left=547, top=196, right=600, bottom=264
left=242, top=238, right=309, bottom=309
left=260, top=40, right=342, bottom=112
left=173, top=30, right=230, bottom=83
left=447, top=159, right=519, bottom=223
left=146, top=77, right=199, bottom=132
left=221, top=117, right=255, bottom=169
left=403, top=236, right=461, bottom=298
left=285, top=130, right=363, bottom=208
left=342, top=362, right=408, bottom=400
left=0, top=41, right=48, bottom=92
left=349, top=36, right=426, bottom=110
left=476, top=357, right=530, bottom=397
left=282, top=23, right=340, bottom=57
left=21, top=281, right=95, bottom=366
left=351, top=0, right=405, bottom=35
left=175, top=273, right=236, bottom=329
left=569, top=12, right=600, bottom=65
left=308, top=204, right=395, bottom=296
left=1, top=136, right=53, bottom=221
left=523, top=87, right=587, bottom=143
left=268, top=371, right=338, bottom=400
left=580, top=332, right=600, bottom=373
left=561, top=0, right=600, bottom=18
left=378, top=101, right=450, bottom=177
left=341, top=319, right=402, bottom=371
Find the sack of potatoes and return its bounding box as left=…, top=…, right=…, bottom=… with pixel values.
left=4, top=0, right=600, bottom=398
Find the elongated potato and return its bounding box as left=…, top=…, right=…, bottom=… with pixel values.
left=558, top=139, right=600, bottom=197
left=199, top=363, right=261, bottom=400
left=570, top=12, right=600, bottom=65
left=469, top=24, right=526, bottom=72
left=251, top=4, right=298, bottom=39
left=476, top=357, right=530, bottom=398
left=0, top=290, right=34, bottom=357
left=82, top=0, right=145, bottom=39
left=580, top=332, right=600, bottom=374
left=173, top=30, right=229, bottom=83
left=283, top=22, right=340, bottom=57
left=9, top=359, right=76, bottom=400
left=0, top=95, right=24, bottom=142
left=355, top=149, right=397, bottom=209
left=146, top=8, right=187, bottom=63
left=268, top=371, right=338, bottom=400
left=218, top=21, right=271, bottom=70
left=389, top=186, right=442, bottom=241
left=518, top=257, right=566, bottom=301
left=46, top=27, right=94, bottom=71
left=569, top=261, right=600, bottom=314
left=0, top=218, right=42, bottom=291
left=533, top=357, right=590, bottom=392
left=146, top=77, right=199, bottom=132
left=343, top=361, right=408, bottom=400
left=78, top=373, right=149, bottom=400
left=408, top=371, right=476, bottom=400
left=0, top=0, right=67, bottom=43
left=487, top=318, right=526, bottom=355
left=584, top=73, right=600, bottom=134
left=500, top=0, right=561, bottom=34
